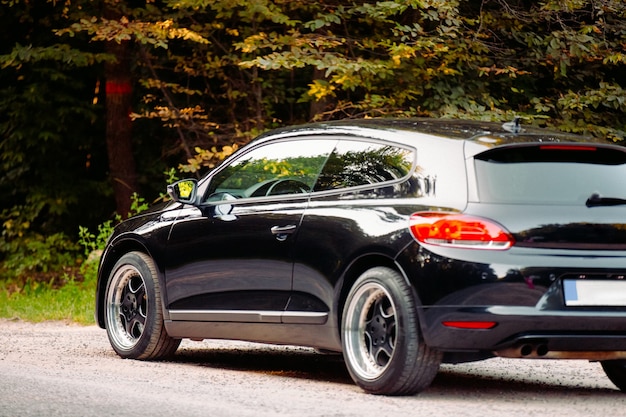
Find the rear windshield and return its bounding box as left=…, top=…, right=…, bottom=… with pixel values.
left=474, top=144, right=626, bottom=205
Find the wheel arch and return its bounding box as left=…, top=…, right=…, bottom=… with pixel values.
left=95, top=236, right=163, bottom=328
left=336, top=253, right=425, bottom=340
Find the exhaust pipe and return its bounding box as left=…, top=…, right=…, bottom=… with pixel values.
left=519, top=344, right=533, bottom=357
left=517, top=343, right=548, bottom=357
left=495, top=343, right=626, bottom=360
left=536, top=344, right=549, bottom=357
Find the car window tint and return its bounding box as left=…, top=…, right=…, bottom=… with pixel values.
left=204, top=139, right=336, bottom=201
left=314, top=140, right=414, bottom=191
left=475, top=145, right=626, bottom=204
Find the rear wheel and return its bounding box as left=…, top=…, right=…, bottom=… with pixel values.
left=104, top=252, right=180, bottom=360
left=601, top=360, right=626, bottom=392
left=341, top=267, right=441, bottom=395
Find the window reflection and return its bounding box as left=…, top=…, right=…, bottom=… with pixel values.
left=314, top=141, right=414, bottom=191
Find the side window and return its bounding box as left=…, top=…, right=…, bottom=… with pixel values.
left=204, top=139, right=336, bottom=201
left=314, top=140, right=414, bottom=192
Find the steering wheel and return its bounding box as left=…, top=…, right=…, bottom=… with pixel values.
left=266, top=179, right=311, bottom=196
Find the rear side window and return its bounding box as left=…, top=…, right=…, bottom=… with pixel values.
left=475, top=144, right=626, bottom=204
left=314, top=140, right=414, bottom=191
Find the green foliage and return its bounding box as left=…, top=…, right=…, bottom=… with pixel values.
left=78, top=0, right=625, bottom=168
left=57, top=16, right=209, bottom=48
left=0, top=43, right=112, bottom=68
left=0, top=0, right=115, bottom=289
left=77, top=223, right=115, bottom=258
left=0, top=228, right=91, bottom=323
left=5, top=0, right=626, bottom=162
left=128, top=192, right=150, bottom=217
left=0, top=232, right=79, bottom=280
left=78, top=192, right=149, bottom=257
left=75, top=192, right=150, bottom=302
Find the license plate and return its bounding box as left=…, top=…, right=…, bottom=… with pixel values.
left=563, top=279, right=626, bottom=306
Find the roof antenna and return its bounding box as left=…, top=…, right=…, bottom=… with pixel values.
left=502, top=116, right=522, bottom=134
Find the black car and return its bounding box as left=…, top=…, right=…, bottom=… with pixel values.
left=96, top=118, right=626, bottom=395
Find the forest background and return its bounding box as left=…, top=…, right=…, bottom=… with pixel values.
left=0, top=0, right=625, bottom=312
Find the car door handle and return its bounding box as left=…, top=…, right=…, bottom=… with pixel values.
left=271, top=225, right=297, bottom=241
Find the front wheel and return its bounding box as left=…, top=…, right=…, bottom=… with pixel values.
left=104, top=252, right=180, bottom=360
left=341, top=267, right=442, bottom=395
left=601, top=360, right=626, bottom=392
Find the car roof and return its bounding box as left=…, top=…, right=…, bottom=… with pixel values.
left=258, top=117, right=607, bottom=148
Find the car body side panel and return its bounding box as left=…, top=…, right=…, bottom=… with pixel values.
left=287, top=133, right=469, bottom=312
left=163, top=320, right=344, bottom=352
left=291, top=197, right=419, bottom=308
left=163, top=198, right=309, bottom=312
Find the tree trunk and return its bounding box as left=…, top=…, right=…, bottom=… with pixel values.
left=104, top=38, right=137, bottom=218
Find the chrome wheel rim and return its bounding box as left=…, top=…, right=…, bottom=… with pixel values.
left=344, top=282, right=397, bottom=380
left=106, top=264, right=147, bottom=350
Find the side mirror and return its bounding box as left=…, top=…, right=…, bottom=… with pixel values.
left=167, top=179, right=198, bottom=204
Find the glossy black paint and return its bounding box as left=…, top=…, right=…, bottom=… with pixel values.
left=96, top=118, right=626, bottom=360
left=164, top=198, right=306, bottom=311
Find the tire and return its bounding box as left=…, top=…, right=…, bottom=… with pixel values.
left=341, top=267, right=442, bottom=395
left=601, top=360, right=626, bottom=392
left=104, top=252, right=181, bottom=360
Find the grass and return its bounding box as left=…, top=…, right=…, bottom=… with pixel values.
left=0, top=195, right=150, bottom=325
left=0, top=263, right=97, bottom=325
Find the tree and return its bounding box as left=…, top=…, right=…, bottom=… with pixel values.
left=102, top=5, right=138, bottom=218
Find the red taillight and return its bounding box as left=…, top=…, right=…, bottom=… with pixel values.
left=409, top=212, right=514, bottom=250
left=539, top=145, right=597, bottom=151
left=442, top=321, right=498, bottom=330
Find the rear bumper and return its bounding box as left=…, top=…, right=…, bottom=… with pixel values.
left=422, top=305, right=626, bottom=359
left=397, top=242, right=626, bottom=359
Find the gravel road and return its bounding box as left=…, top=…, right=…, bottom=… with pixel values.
left=1, top=319, right=626, bottom=417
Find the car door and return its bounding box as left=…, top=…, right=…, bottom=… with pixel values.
left=163, top=138, right=336, bottom=323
